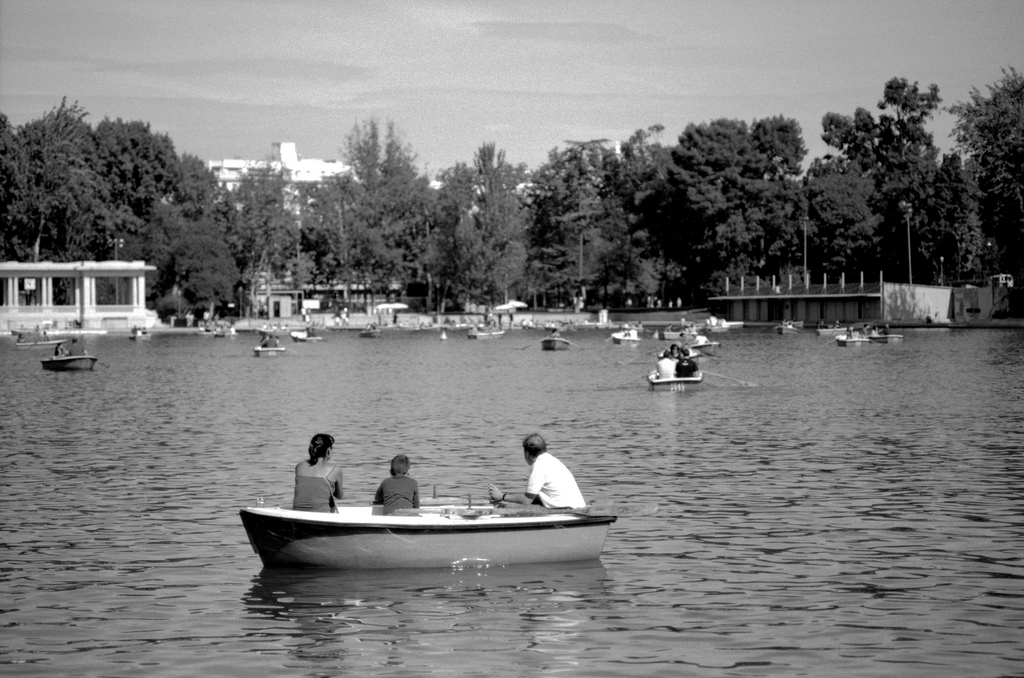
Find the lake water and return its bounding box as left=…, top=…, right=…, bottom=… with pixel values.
left=2, top=326, right=1022, bottom=677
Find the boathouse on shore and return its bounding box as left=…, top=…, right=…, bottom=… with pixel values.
left=708, top=273, right=958, bottom=324
left=0, top=261, right=156, bottom=332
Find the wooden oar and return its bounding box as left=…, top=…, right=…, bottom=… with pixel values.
left=517, top=339, right=542, bottom=349
left=617, top=349, right=660, bottom=365
left=421, top=496, right=471, bottom=506
left=393, top=502, right=660, bottom=518
left=495, top=502, right=660, bottom=518
left=605, top=373, right=650, bottom=388
left=702, top=369, right=756, bottom=387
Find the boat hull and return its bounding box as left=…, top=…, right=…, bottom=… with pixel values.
left=467, top=330, right=504, bottom=339
left=40, top=355, right=97, bottom=371
left=836, top=335, right=870, bottom=346
left=647, top=373, right=704, bottom=391
left=656, top=325, right=695, bottom=341
left=239, top=506, right=614, bottom=569
left=253, top=346, right=286, bottom=357
left=868, top=334, right=903, bottom=344
left=815, top=327, right=846, bottom=336
left=16, top=339, right=64, bottom=349
left=703, top=320, right=743, bottom=332
left=540, top=337, right=570, bottom=350
left=611, top=332, right=641, bottom=344
left=687, top=341, right=719, bottom=356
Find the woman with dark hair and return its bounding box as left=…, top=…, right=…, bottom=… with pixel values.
left=293, top=433, right=343, bottom=512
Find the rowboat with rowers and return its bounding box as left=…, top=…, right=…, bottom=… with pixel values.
left=41, top=354, right=98, bottom=371
left=540, top=336, right=572, bottom=350
left=610, top=327, right=642, bottom=344
left=646, top=371, right=704, bottom=392
left=467, top=327, right=505, bottom=339
left=238, top=501, right=653, bottom=569
left=685, top=335, right=720, bottom=356
left=289, top=329, right=323, bottom=342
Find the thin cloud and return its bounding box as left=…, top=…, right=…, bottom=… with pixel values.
left=472, top=20, right=652, bottom=44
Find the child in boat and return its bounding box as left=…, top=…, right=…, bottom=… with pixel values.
left=374, top=454, right=420, bottom=515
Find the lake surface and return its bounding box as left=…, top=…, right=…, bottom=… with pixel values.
left=2, top=326, right=1022, bottom=677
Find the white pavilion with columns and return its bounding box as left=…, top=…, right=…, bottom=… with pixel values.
left=1, top=260, right=156, bottom=333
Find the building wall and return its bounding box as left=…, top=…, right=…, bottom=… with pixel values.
left=208, top=142, right=350, bottom=190
left=882, top=284, right=952, bottom=321
left=1, top=261, right=155, bottom=331
left=952, top=286, right=1013, bottom=321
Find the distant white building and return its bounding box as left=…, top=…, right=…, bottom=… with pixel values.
left=207, top=142, right=350, bottom=189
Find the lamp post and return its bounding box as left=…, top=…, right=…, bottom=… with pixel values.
left=940, top=256, right=944, bottom=286
left=803, top=217, right=808, bottom=277
left=898, top=202, right=913, bottom=284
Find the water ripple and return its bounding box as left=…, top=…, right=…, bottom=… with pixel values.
left=1, top=328, right=1022, bottom=676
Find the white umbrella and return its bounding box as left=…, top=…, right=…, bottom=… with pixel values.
left=493, top=301, right=528, bottom=312
left=374, top=302, right=409, bottom=313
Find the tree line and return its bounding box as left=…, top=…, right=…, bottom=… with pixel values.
left=1, top=70, right=1021, bottom=318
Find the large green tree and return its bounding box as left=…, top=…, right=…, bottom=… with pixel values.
left=93, top=117, right=180, bottom=256
left=950, top=67, right=1024, bottom=281
left=226, top=166, right=295, bottom=317
left=821, top=78, right=943, bottom=281
left=429, top=143, right=528, bottom=310
left=665, top=116, right=807, bottom=298
left=805, top=157, right=880, bottom=276
left=3, top=99, right=112, bottom=261
left=342, top=119, right=433, bottom=306
left=527, top=141, right=609, bottom=306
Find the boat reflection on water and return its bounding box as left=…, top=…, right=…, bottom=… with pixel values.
left=243, top=561, right=611, bottom=670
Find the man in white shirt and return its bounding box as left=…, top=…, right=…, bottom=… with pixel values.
left=488, top=434, right=586, bottom=509
left=657, top=344, right=680, bottom=378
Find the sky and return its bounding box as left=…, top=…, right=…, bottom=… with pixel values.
left=1, top=0, right=1021, bottom=176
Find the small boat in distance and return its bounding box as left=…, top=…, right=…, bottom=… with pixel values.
left=359, top=325, right=382, bottom=338
left=647, top=371, right=704, bottom=392
left=467, top=327, right=505, bottom=339
left=16, top=338, right=64, bottom=349
left=836, top=331, right=870, bottom=347
left=611, top=325, right=641, bottom=344
left=702, top=316, right=744, bottom=332
left=254, top=331, right=285, bottom=356
left=129, top=327, right=151, bottom=341
left=41, top=354, right=98, bottom=371
left=540, top=336, right=571, bottom=351
left=868, top=332, right=904, bottom=344
left=656, top=324, right=692, bottom=341
left=289, top=329, right=323, bottom=342
left=775, top=320, right=803, bottom=334
left=685, top=335, right=720, bottom=356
